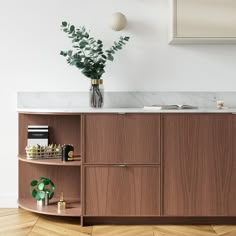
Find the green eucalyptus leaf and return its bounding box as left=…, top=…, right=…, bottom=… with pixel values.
left=112, top=46, right=117, bottom=51
left=70, top=25, right=75, bottom=33
left=107, top=54, right=114, bottom=61
left=62, top=21, right=67, bottom=27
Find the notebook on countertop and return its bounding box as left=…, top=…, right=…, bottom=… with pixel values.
left=143, top=104, right=198, bottom=110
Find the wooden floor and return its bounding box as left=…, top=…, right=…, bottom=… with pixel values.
left=0, top=209, right=236, bottom=236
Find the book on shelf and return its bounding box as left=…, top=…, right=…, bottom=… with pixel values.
left=143, top=104, right=198, bottom=110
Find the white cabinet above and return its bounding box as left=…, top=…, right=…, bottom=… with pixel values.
left=169, top=0, right=236, bottom=44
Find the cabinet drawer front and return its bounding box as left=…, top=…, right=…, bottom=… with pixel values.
left=84, top=114, right=160, bottom=164
left=84, top=166, right=160, bottom=216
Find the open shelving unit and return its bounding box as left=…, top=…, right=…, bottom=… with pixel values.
left=18, top=155, right=81, bottom=166
left=18, top=198, right=81, bottom=217
left=18, top=113, right=82, bottom=217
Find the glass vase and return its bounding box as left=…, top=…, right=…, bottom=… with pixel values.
left=90, top=79, right=104, bottom=108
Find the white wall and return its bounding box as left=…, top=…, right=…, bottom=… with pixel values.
left=1, top=0, right=236, bottom=206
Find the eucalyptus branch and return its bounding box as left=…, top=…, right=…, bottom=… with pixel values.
left=60, top=21, right=130, bottom=80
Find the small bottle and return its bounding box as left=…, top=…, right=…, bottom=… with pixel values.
left=45, top=191, right=49, bottom=206
left=57, top=192, right=66, bottom=211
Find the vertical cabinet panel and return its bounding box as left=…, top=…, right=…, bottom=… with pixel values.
left=163, top=114, right=236, bottom=216
left=84, top=114, right=160, bottom=164
left=84, top=166, right=160, bottom=216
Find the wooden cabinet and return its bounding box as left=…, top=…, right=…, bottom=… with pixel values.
left=18, top=114, right=82, bottom=217
left=163, top=114, right=236, bottom=216
left=169, top=0, right=236, bottom=44
left=84, top=166, right=160, bottom=216
left=18, top=111, right=236, bottom=224
left=84, top=114, right=160, bottom=164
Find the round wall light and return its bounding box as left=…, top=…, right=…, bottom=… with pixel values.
left=109, top=12, right=127, bottom=31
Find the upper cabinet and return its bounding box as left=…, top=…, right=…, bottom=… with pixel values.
left=169, top=0, right=236, bottom=44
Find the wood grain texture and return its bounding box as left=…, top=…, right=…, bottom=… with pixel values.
left=0, top=211, right=38, bottom=236
left=18, top=156, right=81, bottom=166
left=19, top=162, right=81, bottom=201
left=18, top=114, right=82, bottom=217
left=18, top=198, right=81, bottom=217
left=84, top=114, right=160, bottom=164
left=0, top=209, right=236, bottom=235
left=18, top=114, right=81, bottom=156
left=163, top=114, right=236, bottom=216
left=212, top=225, right=236, bottom=236
left=28, top=214, right=90, bottom=236
left=153, top=225, right=217, bottom=236
left=92, top=225, right=154, bottom=236
left=84, top=166, right=160, bottom=216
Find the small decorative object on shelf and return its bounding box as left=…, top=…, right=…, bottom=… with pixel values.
left=62, top=144, right=74, bottom=161
left=57, top=192, right=66, bottom=211
left=30, top=177, right=56, bottom=206
left=60, top=21, right=130, bottom=108
left=217, top=100, right=224, bottom=109
left=27, top=125, right=49, bottom=146
left=25, top=144, right=62, bottom=159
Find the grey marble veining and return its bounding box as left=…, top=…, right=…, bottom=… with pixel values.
left=17, top=92, right=236, bottom=109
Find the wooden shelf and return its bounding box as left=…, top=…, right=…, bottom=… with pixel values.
left=18, top=198, right=81, bottom=217
left=18, top=156, right=81, bottom=166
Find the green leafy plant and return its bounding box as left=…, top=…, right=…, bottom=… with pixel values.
left=30, top=177, right=56, bottom=201
left=60, top=21, right=130, bottom=80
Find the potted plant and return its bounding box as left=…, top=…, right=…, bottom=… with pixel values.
left=60, top=21, right=130, bottom=108
left=30, top=177, right=56, bottom=206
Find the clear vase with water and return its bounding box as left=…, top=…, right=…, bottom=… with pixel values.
left=90, top=79, right=104, bottom=108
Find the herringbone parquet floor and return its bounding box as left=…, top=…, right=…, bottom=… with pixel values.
left=0, top=209, right=235, bottom=236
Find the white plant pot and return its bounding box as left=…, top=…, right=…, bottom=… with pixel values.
left=37, top=199, right=45, bottom=207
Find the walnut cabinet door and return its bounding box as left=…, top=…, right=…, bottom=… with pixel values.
left=84, top=114, right=160, bottom=164
left=84, top=166, right=160, bottom=216
left=163, top=114, right=236, bottom=216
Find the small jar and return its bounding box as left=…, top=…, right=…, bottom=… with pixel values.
left=62, top=144, right=74, bottom=161
left=90, top=79, right=104, bottom=108
left=217, top=100, right=224, bottom=109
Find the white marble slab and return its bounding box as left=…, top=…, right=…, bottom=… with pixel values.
left=17, top=107, right=236, bottom=114
left=17, top=91, right=236, bottom=112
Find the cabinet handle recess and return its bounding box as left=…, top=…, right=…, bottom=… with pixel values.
left=118, top=164, right=127, bottom=167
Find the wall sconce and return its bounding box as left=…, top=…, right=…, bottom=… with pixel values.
left=109, top=12, right=127, bottom=31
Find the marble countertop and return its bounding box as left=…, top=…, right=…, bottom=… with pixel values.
left=17, top=107, right=236, bottom=114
